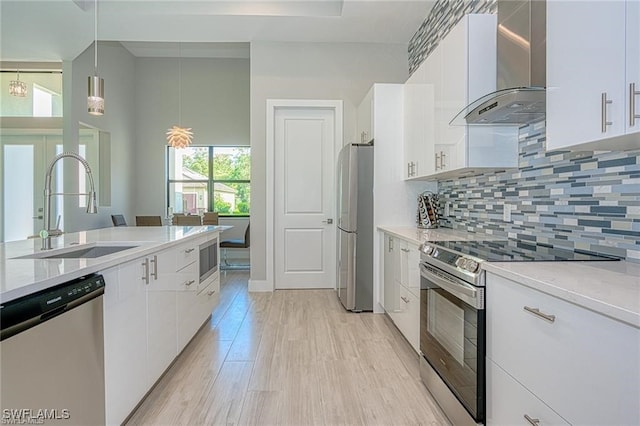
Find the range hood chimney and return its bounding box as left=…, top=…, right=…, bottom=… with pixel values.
left=451, top=0, right=546, bottom=126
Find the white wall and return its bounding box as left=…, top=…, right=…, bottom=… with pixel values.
left=133, top=58, right=250, bottom=217
left=64, top=41, right=137, bottom=232
left=250, top=41, right=410, bottom=285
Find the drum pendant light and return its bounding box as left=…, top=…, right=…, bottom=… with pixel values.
left=167, top=43, right=193, bottom=148
left=9, top=70, right=27, bottom=97
left=87, top=0, right=104, bottom=115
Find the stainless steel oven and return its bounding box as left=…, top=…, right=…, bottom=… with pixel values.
left=417, top=239, right=618, bottom=426
left=419, top=243, right=485, bottom=426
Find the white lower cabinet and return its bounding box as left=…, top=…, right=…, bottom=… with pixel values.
left=145, top=248, right=178, bottom=387
left=101, top=233, right=221, bottom=425
left=486, top=360, right=568, bottom=426
left=486, top=272, right=640, bottom=426
left=382, top=233, right=420, bottom=353
left=102, top=261, right=149, bottom=426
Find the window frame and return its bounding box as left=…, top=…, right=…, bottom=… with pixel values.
left=166, top=145, right=250, bottom=217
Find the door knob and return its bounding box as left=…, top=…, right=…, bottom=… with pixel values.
left=322, top=219, right=333, bottom=224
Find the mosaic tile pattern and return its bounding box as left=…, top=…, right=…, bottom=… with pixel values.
left=438, top=121, right=640, bottom=262
left=409, top=0, right=496, bottom=74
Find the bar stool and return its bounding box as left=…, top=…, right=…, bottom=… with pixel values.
left=136, top=216, right=162, bottom=226
left=219, top=224, right=250, bottom=270
left=111, top=215, right=127, bottom=226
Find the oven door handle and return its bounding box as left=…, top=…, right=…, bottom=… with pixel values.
left=420, top=263, right=483, bottom=309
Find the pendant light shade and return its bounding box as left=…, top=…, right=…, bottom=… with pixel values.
left=87, top=0, right=104, bottom=115
left=9, top=70, right=27, bottom=97
left=88, top=74, right=104, bottom=115
left=167, top=43, right=193, bottom=148
left=167, top=125, right=194, bottom=148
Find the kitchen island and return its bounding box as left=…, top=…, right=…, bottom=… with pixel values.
left=0, top=225, right=228, bottom=303
left=1, top=225, right=228, bottom=425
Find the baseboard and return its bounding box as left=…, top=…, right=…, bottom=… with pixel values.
left=248, top=279, right=273, bottom=292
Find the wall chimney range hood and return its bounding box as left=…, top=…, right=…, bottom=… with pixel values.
left=451, top=0, right=546, bottom=126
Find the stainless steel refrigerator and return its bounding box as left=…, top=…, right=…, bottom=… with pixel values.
left=336, top=143, right=374, bottom=312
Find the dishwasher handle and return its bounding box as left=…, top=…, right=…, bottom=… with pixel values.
left=0, top=274, right=105, bottom=341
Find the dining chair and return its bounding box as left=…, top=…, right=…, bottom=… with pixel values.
left=136, top=215, right=163, bottom=226
left=219, top=224, right=250, bottom=269
left=111, top=214, right=127, bottom=227
left=175, top=215, right=202, bottom=225
left=202, top=212, right=219, bottom=225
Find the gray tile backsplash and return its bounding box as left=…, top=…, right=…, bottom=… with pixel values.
left=409, top=0, right=638, bottom=262
left=437, top=121, right=640, bottom=262
left=409, top=0, right=496, bottom=74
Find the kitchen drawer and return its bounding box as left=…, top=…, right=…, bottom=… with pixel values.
left=176, top=261, right=198, bottom=292
left=176, top=241, right=200, bottom=271
left=395, top=283, right=420, bottom=353
left=196, top=277, right=220, bottom=322
left=486, top=272, right=640, bottom=425
left=486, top=359, right=569, bottom=426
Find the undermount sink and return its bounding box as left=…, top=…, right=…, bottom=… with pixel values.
left=14, top=243, right=140, bottom=260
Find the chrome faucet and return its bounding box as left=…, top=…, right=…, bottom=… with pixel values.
left=41, top=152, right=97, bottom=250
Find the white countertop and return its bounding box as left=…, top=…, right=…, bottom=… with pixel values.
left=378, top=225, right=640, bottom=328
left=484, top=261, right=640, bottom=329
left=0, top=225, right=229, bottom=303
left=377, top=225, right=504, bottom=246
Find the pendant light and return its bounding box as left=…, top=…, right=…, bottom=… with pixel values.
left=167, top=43, right=193, bottom=148
left=87, top=0, right=104, bottom=115
left=9, top=69, right=27, bottom=97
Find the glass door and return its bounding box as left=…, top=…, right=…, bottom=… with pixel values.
left=1, top=133, right=62, bottom=242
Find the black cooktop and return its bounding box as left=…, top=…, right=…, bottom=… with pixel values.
left=432, top=240, right=621, bottom=262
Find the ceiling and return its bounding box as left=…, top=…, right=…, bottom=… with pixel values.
left=0, top=0, right=435, bottom=62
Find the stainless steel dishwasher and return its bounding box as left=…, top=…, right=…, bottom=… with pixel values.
left=1, top=274, right=106, bottom=425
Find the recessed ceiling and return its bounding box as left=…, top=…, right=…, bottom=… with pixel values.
left=0, top=0, right=434, bottom=61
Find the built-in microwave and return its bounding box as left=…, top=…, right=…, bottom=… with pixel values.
left=199, top=238, right=218, bottom=283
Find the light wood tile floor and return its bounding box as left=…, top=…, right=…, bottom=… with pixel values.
left=127, top=271, right=449, bottom=426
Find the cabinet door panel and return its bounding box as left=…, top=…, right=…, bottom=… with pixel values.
left=627, top=0, right=640, bottom=134
left=103, top=260, right=148, bottom=426
left=547, top=0, right=626, bottom=149
left=147, top=291, right=177, bottom=387
left=383, top=235, right=398, bottom=316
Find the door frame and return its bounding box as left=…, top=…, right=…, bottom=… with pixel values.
left=263, top=99, right=343, bottom=292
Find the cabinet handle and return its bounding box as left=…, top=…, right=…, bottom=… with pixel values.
left=601, top=92, right=613, bottom=132
left=630, top=83, right=640, bottom=127
left=207, top=290, right=216, bottom=296
left=412, top=162, right=417, bottom=176
left=524, top=414, right=540, bottom=425
left=400, top=248, right=410, bottom=253
left=440, top=152, right=446, bottom=169
left=523, top=306, right=556, bottom=323
left=185, top=248, right=195, bottom=254
left=435, top=153, right=440, bottom=171
left=141, top=258, right=150, bottom=285
left=400, top=296, right=410, bottom=303
left=150, top=255, right=158, bottom=280
left=389, top=237, right=393, bottom=252
left=185, top=279, right=195, bottom=287
left=407, top=162, right=412, bottom=177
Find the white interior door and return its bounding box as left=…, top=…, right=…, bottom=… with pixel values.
left=273, top=106, right=337, bottom=289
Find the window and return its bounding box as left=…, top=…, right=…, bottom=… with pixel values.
left=33, top=85, right=53, bottom=117
left=167, top=146, right=250, bottom=216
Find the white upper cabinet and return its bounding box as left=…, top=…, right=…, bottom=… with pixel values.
left=404, top=47, right=437, bottom=179
left=404, top=14, right=518, bottom=181
left=356, top=87, right=374, bottom=144
left=547, top=0, right=640, bottom=151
